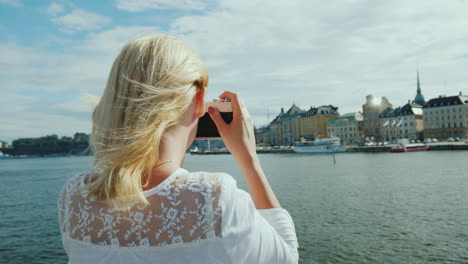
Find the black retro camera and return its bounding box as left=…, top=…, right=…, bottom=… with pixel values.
left=195, top=99, right=233, bottom=139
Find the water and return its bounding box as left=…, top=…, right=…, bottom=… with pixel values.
left=1, top=152, right=467, bottom=264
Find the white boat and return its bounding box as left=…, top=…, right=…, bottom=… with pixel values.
left=293, top=137, right=346, bottom=153
left=0, top=152, right=13, bottom=160
left=189, top=146, right=199, bottom=154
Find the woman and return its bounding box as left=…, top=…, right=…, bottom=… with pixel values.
left=57, top=34, right=299, bottom=263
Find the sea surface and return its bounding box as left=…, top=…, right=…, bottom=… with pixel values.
left=0, top=152, right=467, bottom=264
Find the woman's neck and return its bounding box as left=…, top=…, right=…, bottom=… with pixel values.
left=142, top=126, right=189, bottom=191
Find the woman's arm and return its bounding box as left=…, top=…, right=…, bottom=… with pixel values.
left=208, top=91, right=281, bottom=209
left=220, top=174, right=298, bottom=263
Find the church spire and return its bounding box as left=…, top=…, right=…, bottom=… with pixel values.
left=414, top=70, right=425, bottom=105
left=417, top=70, right=421, bottom=95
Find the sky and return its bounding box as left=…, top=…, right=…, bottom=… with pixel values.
left=1, top=0, right=468, bottom=144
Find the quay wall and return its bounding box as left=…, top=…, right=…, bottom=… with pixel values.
left=428, top=144, right=468, bottom=151
left=346, top=146, right=392, bottom=153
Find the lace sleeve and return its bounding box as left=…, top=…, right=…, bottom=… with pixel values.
left=57, top=181, right=66, bottom=233
left=57, top=172, right=84, bottom=235
left=219, top=174, right=299, bottom=264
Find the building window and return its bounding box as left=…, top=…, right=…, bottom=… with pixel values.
left=448, top=115, right=450, bottom=120
left=461, top=122, right=464, bottom=127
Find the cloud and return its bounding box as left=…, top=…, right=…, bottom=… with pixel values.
left=0, top=0, right=21, bottom=7
left=51, top=9, right=111, bottom=33
left=115, top=0, right=206, bottom=12
left=0, top=91, right=92, bottom=144
left=0, top=26, right=162, bottom=142
left=167, top=0, right=468, bottom=124
left=80, top=26, right=161, bottom=55
left=2, top=0, right=468, bottom=143
left=47, top=2, right=65, bottom=16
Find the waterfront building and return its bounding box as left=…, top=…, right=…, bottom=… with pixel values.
left=269, top=105, right=303, bottom=146
left=362, top=95, right=393, bottom=142
left=269, top=112, right=283, bottom=146
left=281, top=104, right=303, bottom=145
left=268, top=104, right=338, bottom=145
left=423, top=92, right=468, bottom=139
left=379, top=72, right=426, bottom=142
left=380, top=101, right=424, bottom=142
left=254, top=125, right=270, bottom=146
left=0, top=140, right=8, bottom=148
left=299, top=105, right=339, bottom=141
left=263, top=125, right=270, bottom=146
left=326, top=112, right=363, bottom=144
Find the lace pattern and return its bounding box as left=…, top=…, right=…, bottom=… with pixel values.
left=58, top=169, right=223, bottom=248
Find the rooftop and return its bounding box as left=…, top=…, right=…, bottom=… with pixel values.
left=379, top=102, right=423, bottom=118
left=328, top=112, right=362, bottom=125
left=424, top=94, right=468, bottom=108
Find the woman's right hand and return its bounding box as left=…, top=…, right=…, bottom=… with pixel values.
left=208, top=91, right=281, bottom=209
left=208, top=91, right=258, bottom=165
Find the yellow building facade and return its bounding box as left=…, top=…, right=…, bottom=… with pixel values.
left=299, top=106, right=339, bottom=141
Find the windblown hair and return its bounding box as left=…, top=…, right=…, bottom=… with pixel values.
left=85, top=34, right=208, bottom=206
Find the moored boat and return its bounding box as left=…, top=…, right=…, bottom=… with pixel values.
left=293, top=137, right=346, bottom=153
left=390, top=143, right=428, bottom=153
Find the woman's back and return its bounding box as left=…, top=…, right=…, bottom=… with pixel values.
left=58, top=34, right=298, bottom=263
left=58, top=168, right=299, bottom=263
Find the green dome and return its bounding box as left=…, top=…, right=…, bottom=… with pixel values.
left=415, top=94, right=425, bottom=105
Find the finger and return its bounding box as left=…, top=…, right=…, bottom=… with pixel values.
left=208, top=106, right=227, bottom=133
left=219, top=91, right=242, bottom=120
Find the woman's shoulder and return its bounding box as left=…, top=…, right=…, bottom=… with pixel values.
left=59, top=171, right=88, bottom=198
left=185, top=170, right=238, bottom=190
left=182, top=170, right=240, bottom=205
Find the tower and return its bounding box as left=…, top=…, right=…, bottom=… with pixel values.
left=414, top=70, right=426, bottom=105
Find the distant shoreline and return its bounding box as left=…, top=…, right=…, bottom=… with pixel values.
left=192, top=142, right=468, bottom=154
left=0, top=153, right=91, bottom=160
left=2, top=142, right=468, bottom=159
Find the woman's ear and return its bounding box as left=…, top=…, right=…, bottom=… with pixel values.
left=194, top=87, right=206, bottom=118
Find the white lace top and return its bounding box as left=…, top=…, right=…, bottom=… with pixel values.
left=57, top=168, right=299, bottom=263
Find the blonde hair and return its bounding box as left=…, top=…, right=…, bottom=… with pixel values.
left=85, top=34, right=208, bottom=206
